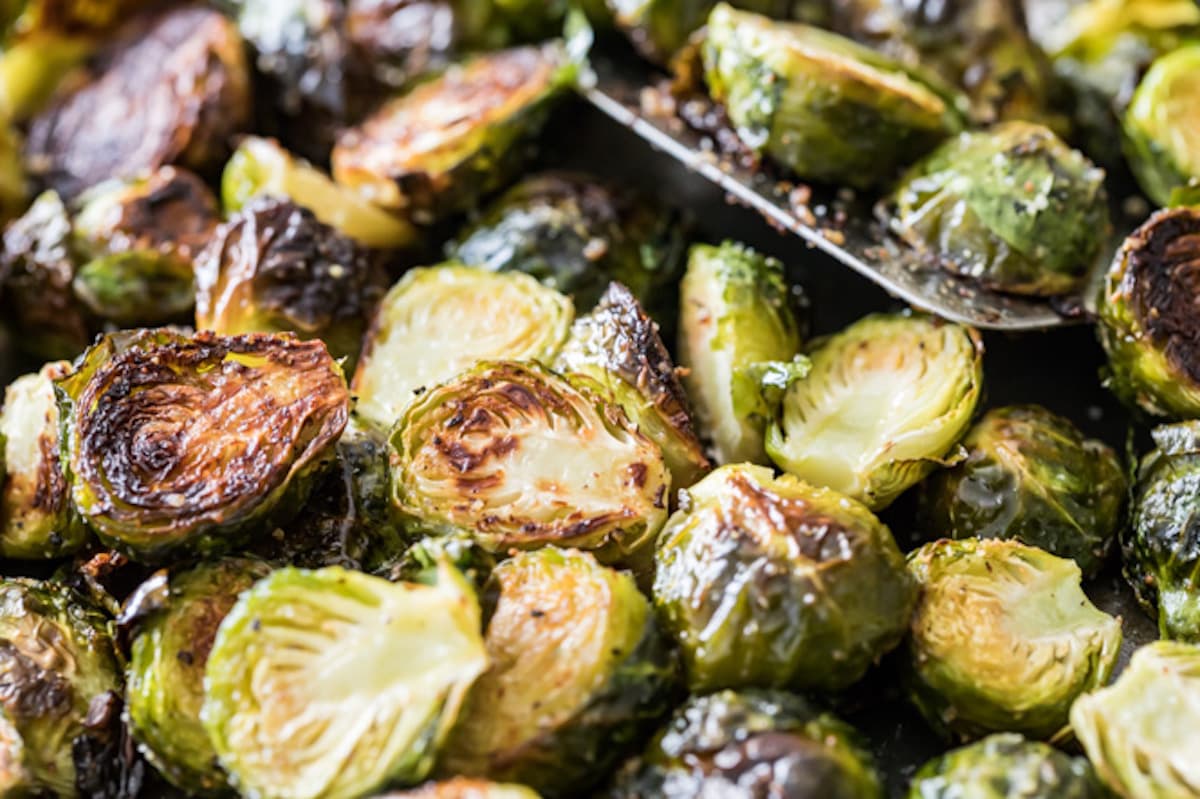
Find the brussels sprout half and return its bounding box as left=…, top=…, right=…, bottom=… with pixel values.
left=918, top=405, right=1127, bottom=577
left=377, top=780, right=541, bottom=799
left=767, top=313, right=983, bottom=511
left=1070, top=640, right=1200, bottom=799
left=352, top=265, right=573, bottom=431
left=202, top=562, right=489, bottom=799
left=1123, top=43, right=1200, bottom=205
left=56, top=329, right=350, bottom=563
left=907, top=733, right=1108, bottom=799
left=906, top=538, right=1121, bottom=741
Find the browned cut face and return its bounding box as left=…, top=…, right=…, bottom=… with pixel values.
left=1127, top=207, right=1200, bottom=383
left=96, top=168, right=220, bottom=261
left=721, top=472, right=861, bottom=564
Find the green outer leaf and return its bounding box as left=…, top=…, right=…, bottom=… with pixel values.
left=907, top=733, right=1106, bottom=799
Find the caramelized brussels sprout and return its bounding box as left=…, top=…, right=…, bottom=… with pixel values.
left=610, top=689, right=883, bottom=799
left=24, top=6, right=251, bottom=199
left=703, top=4, right=962, bottom=187
left=0, top=361, right=87, bottom=559
left=391, top=360, right=670, bottom=564
left=56, top=329, right=350, bottom=562
left=202, top=562, right=488, bottom=799
left=653, top=464, right=914, bottom=693
left=124, top=557, right=272, bottom=794
left=892, top=121, right=1110, bottom=296
left=441, top=548, right=676, bottom=795
left=1122, top=43, right=1200, bottom=205
left=352, top=265, right=573, bottom=431
left=907, top=733, right=1107, bottom=799
left=1070, top=640, right=1200, bottom=799
left=767, top=313, right=983, bottom=511
left=918, top=405, right=1126, bottom=577
left=905, top=538, right=1121, bottom=740
left=378, top=780, right=541, bottom=799
left=677, top=242, right=805, bottom=466
left=195, top=196, right=389, bottom=368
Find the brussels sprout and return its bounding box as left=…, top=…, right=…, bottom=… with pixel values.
left=222, top=136, right=419, bottom=250
left=702, top=4, right=962, bottom=188
left=905, top=538, right=1122, bottom=740
left=907, top=733, right=1107, bottom=799
left=386, top=533, right=498, bottom=592
left=1122, top=43, right=1200, bottom=206
left=24, top=6, right=251, bottom=199
left=1070, top=640, right=1200, bottom=799
left=195, top=196, right=389, bottom=368
left=202, top=562, right=489, bottom=799
left=653, top=463, right=914, bottom=693
left=1097, top=205, right=1200, bottom=418
left=0, top=361, right=87, bottom=559
left=352, top=265, right=573, bottom=431
left=331, top=42, right=577, bottom=220
left=891, top=121, right=1110, bottom=296
left=344, top=0, right=460, bottom=87
left=441, top=548, right=676, bottom=795
left=124, top=557, right=272, bottom=793
left=391, top=360, right=670, bottom=564
left=378, top=780, right=541, bottom=799
left=446, top=172, right=686, bottom=316
left=677, top=242, right=805, bottom=466
left=918, top=405, right=1126, bottom=577
left=55, top=329, right=350, bottom=563
left=610, top=689, right=883, bottom=799
left=767, top=313, right=983, bottom=511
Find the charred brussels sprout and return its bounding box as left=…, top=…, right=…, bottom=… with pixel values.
left=892, top=121, right=1110, bottom=296
left=653, top=464, right=915, bottom=693
left=378, top=780, right=541, bottom=799
left=906, top=538, right=1121, bottom=740
left=1070, top=640, right=1200, bottom=799
left=441, top=548, right=676, bottom=795
left=702, top=4, right=962, bottom=188
left=918, top=405, right=1126, bottom=577
left=352, top=265, right=573, bottom=431
left=202, top=562, right=488, bottom=799
left=56, top=329, right=350, bottom=563
left=124, top=557, right=272, bottom=793
left=907, top=733, right=1107, bottom=799
left=1123, top=44, right=1200, bottom=205
left=391, top=360, right=670, bottom=564
left=767, top=313, right=983, bottom=511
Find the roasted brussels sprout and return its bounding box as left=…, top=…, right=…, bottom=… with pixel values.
left=610, top=689, right=883, bottom=799
left=1097, top=205, right=1200, bottom=418
left=905, top=538, right=1122, bottom=740
left=378, top=780, right=541, bottom=799
left=55, top=329, right=350, bottom=563
left=391, top=360, right=670, bottom=564
left=195, top=196, right=388, bottom=368
left=907, top=733, right=1107, bottom=799
left=1070, top=640, right=1200, bottom=799
left=202, top=561, right=488, bottom=799
left=891, top=121, right=1110, bottom=296
left=767, top=313, right=983, bottom=511
left=343, top=0, right=460, bottom=87
left=441, top=548, right=676, bottom=795
left=1122, top=43, right=1200, bottom=205
left=124, top=557, right=272, bottom=794
left=677, top=242, right=805, bottom=466
left=653, top=464, right=914, bottom=693
left=918, top=405, right=1126, bottom=577
left=352, top=265, right=573, bottom=431
left=0, top=361, right=87, bottom=559
left=702, top=4, right=962, bottom=188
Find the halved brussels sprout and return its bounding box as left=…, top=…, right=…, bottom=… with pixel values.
left=391, top=360, right=670, bottom=564
left=202, top=562, right=488, bottom=799
left=677, top=242, right=805, bottom=466
left=56, top=329, right=350, bottom=563
left=1070, top=640, right=1200, bottom=799
left=702, top=4, right=962, bottom=187
left=609, top=689, right=883, bottom=799
left=905, top=538, right=1122, bottom=740
left=1097, top=205, right=1200, bottom=418
left=124, top=557, right=272, bottom=794
left=378, top=780, right=541, bottom=799
left=907, top=733, right=1107, bottom=799
left=653, top=464, right=915, bottom=693
left=892, top=121, right=1110, bottom=296
left=440, top=548, right=677, bottom=795
left=0, top=361, right=88, bottom=559
left=767, top=313, right=983, bottom=511
left=1123, top=43, right=1200, bottom=205
left=222, top=136, right=420, bottom=250
left=918, top=405, right=1127, bottom=577
left=352, top=265, right=573, bottom=431
left=195, top=196, right=389, bottom=368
